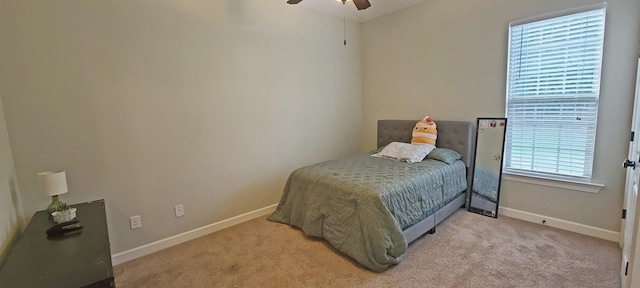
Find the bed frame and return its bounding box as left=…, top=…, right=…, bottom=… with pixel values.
left=377, top=120, right=474, bottom=243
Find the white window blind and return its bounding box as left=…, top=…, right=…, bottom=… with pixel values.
left=505, top=4, right=606, bottom=181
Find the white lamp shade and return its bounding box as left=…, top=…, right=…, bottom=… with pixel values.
left=38, top=170, right=68, bottom=196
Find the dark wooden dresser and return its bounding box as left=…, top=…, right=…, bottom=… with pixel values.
left=0, top=199, right=114, bottom=288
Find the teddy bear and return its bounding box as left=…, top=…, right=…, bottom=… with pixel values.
left=411, top=116, right=437, bottom=147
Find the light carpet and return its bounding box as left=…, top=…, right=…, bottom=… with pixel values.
left=114, top=210, right=621, bottom=288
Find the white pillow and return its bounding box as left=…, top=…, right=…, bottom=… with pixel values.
left=372, top=142, right=435, bottom=163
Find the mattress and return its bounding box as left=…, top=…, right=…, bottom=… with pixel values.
left=268, top=153, right=467, bottom=271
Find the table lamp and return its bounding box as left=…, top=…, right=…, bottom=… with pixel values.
left=38, top=170, right=68, bottom=214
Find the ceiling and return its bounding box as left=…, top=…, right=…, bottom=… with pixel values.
left=294, top=0, right=425, bottom=23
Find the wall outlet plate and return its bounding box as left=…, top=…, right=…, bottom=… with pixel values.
left=130, top=215, right=142, bottom=230
left=174, top=204, right=184, bottom=218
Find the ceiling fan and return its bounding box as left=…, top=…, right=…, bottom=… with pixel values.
left=286, top=0, right=372, bottom=10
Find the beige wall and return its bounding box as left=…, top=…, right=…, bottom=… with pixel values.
left=362, top=0, right=640, bottom=231
left=0, top=95, right=23, bottom=266
left=0, top=0, right=362, bottom=253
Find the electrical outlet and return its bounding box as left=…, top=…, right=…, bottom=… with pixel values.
left=130, top=215, right=142, bottom=230
left=174, top=204, right=184, bottom=218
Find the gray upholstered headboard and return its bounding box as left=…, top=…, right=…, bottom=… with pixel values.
left=377, top=120, right=475, bottom=168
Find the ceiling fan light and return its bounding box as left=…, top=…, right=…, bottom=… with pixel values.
left=287, top=0, right=370, bottom=10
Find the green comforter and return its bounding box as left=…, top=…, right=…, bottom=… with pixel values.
left=268, top=154, right=467, bottom=272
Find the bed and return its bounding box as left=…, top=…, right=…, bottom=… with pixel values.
left=268, top=120, right=474, bottom=272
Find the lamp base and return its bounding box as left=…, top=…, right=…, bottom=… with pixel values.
left=47, top=195, right=63, bottom=214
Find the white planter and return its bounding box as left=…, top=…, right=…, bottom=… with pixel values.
left=51, top=208, right=77, bottom=223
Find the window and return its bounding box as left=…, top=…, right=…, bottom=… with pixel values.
left=505, top=4, right=606, bottom=181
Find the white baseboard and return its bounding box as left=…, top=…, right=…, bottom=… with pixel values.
left=499, top=207, right=620, bottom=242
left=111, top=204, right=278, bottom=265
left=112, top=204, right=618, bottom=265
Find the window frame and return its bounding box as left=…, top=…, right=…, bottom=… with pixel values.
left=504, top=3, right=607, bottom=183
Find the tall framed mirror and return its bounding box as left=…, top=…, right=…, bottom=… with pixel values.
left=468, top=118, right=507, bottom=218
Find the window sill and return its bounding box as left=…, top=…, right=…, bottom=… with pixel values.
left=503, top=172, right=604, bottom=193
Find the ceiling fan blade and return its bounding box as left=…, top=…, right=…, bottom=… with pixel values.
left=352, top=0, right=371, bottom=10
left=287, top=0, right=303, bottom=4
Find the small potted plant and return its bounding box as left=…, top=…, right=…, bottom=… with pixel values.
left=51, top=202, right=77, bottom=223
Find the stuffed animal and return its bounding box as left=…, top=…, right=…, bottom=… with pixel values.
left=411, top=116, right=437, bottom=147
